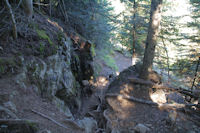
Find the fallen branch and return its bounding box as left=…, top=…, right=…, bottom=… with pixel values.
left=62, top=119, right=85, bottom=131
left=105, top=93, right=197, bottom=109
left=31, top=109, right=69, bottom=130
left=4, top=0, right=17, bottom=39
left=0, top=119, right=38, bottom=125
left=128, top=77, right=199, bottom=99
left=0, top=106, right=18, bottom=119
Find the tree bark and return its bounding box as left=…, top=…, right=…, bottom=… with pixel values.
left=139, top=0, right=163, bottom=79
left=132, top=0, right=137, bottom=65
left=23, top=0, right=33, bottom=17
left=5, top=0, right=17, bottom=40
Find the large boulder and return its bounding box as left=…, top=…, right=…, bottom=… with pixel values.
left=26, top=38, right=78, bottom=102
left=11, top=37, right=84, bottom=113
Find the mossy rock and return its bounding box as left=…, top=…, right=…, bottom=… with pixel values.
left=0, top=119, right=39, bottom=133
left=0, top=57, right=22, bottom=76
left=36, top=29, right=53, bottom=46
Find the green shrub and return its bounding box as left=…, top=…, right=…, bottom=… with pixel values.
left=36, top=29, right=53, bottom=45
left=91, top=44, right=96, bottom=57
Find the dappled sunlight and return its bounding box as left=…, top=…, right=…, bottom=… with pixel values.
left=114, top=43, right=129, bottom=50
left=47, top=18, right=63, bottom=32
left=120, top=83, right=134, bottom=94
left=93, top=76, right=109, bottom=88
left=109, top=0, right=125, bottom=14
left=149, top=89, right=167, bottom=104
left=107, top=96, right=134, bottom=119
left=116, top=95, right=135, bottom=109
left=116, top=71, right=120, bottom=76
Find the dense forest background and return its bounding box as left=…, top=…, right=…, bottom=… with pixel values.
left=0, top=0, right=200, bottom=133
left=0, top=0, right=199, bottom=89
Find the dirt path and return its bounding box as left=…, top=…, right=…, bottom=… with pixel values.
left=113, top=51, right=132, bottom=72
left=80, top=51, right=132, bottom=117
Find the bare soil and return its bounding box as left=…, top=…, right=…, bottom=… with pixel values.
left=0, top=76, right=84, bottom=133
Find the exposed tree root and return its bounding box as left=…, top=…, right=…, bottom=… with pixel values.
left=128, top=77, right=200, bottom=99
left=31, top=109, right=70, bottom=130
left=105, top=93, right=197, bottom=109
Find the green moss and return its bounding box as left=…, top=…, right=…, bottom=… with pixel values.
left=36, top=29, right=53, bottom=46
left=39, top=42, right=45, bottom=54
left=93, top=62, right=102, bottom=78
left=0, top=57, right=15, bottom=66
left=0, top=65, right=5, bottom=73
left=101, top=54, right=118, bottom=71
left=57, top=31, right=65, bottom=43
left=91, top=44, right=96, bottom=57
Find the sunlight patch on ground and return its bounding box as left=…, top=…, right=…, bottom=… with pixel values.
left=94, top=76, right=109, bottom=88
left=150, top=89, right=167, bottom=104
left=116, top=71, right=120, bottom=76
left=117, top=95, right=135, bottom=109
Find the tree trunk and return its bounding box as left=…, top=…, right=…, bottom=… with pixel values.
left=23, top=0, right=33, bottom=17
left=132, top=0, right=137, bottom=65
left=5, top=0, right=17, bottom=40
left=139, top=0, right=163, bottom=79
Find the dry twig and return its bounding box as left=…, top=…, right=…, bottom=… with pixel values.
left=31, top=109, right=69, bottom=130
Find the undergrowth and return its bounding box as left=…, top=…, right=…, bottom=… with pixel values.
left=36, top=29, right=53, bottom=46
left=97, top=47, right=118, bottom=71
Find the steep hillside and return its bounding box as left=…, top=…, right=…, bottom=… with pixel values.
left=0, top=13, right=96, bottom=133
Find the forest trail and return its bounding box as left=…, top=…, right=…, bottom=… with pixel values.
left=83, top=51, right=200, bottom=133
left=113, top=51, right=132, bottom=73
left=80, top=51, right=132, bottom=115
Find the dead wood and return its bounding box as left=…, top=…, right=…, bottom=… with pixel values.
left=4, top=0, right=17, bottom=39
left=128, top=77, right=199, bottom=99
left=31, top=109, right=69, bottom=130
left=105, top=93, right=197, bottom=109
left=62, top=119, right=85, bottom=131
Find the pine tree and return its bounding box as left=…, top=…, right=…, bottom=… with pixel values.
left=139, top=0, right=163, bottom=80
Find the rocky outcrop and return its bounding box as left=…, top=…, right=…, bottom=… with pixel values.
left=0, top=35, right=94, bottom=116
left=15, top=37, right=82, bottom=111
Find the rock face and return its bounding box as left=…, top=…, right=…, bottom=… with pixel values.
left=78, top=117, right=97, bottom=133
left=0, top=36, right=94, bottom=114
left=134, top=124, right=150, bottom=133
left=23, top=38, right=81, bottom=110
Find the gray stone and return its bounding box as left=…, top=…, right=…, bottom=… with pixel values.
left=0, top=46, right=3, bottom=51
left=78, top=117, right=97, bottom=133
left=111, top=128, right=120, bottom=133
left=15, top=72, right=27, bottom=89
left=38, top=129, right=51, bottom=133
left=0, top=105, right=17, bottom=118
left=82, top=80, right=90, bottom=86
left=3, top=101, right=17, bottom=112
left=53, top=98, right=73, bottom=119
left=0, top=94, right=10, bottom=104
left=134, top=124, right=150, bottom=133
left=187, top=131, right=196, bottom=133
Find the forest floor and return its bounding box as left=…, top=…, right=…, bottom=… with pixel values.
left=82, top=51, right=200, bottom=133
